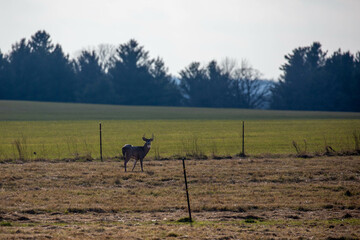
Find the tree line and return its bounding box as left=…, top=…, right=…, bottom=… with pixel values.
left=271, top=42, right=360, bottom=112
left=0, top=30, right=359, bottom=111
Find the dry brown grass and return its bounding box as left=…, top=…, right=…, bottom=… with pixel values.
left=1, top=156, right=359, bottom=239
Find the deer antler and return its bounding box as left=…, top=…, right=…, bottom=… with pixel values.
left=142, top=134, right=154, bottom=141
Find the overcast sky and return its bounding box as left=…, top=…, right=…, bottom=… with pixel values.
left=1, top=0, right=359, bottom=80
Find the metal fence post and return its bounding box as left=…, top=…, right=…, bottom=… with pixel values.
left=100, top=122, right=103, bottom=161
left=182, top=158, right=192, bottom=222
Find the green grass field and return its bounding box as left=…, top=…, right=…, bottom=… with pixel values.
left=1, top=100, right=360, bottom=160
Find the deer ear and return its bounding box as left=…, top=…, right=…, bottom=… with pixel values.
left=142, top=137, right=147, bottom=141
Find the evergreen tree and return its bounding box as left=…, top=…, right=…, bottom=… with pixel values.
left=206, top=60, right=232, bottom=107
left=272, top=42, right=360, bottom=111
left=7, top=30, right=76, bottom=102
left=179, top=62, right=208, bottom=107
left=149, top=57, right=182, bottom=106
left=6, top=38, right=32, bottom=100
left=109, top=39, right=181, bottom=105
left=0, top=50, right=11, bottom=99
left=353, top=52, right=360, bottom=112
left=325, top=50, right=360, bottom=111
left=75, top=50, right=114, bottom=103
left=271, top=42, right=327, bottom=110
left=179, top=60, right=269, bottom=108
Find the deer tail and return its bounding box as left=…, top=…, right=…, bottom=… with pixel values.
left=122, top=147, right=126, bottom=157
left=122, top=144, right=131, bottom=156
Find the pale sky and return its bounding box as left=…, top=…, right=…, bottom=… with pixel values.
left=1, top=0, right=359, bottom=80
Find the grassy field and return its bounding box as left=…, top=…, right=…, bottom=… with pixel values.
left=2, top=100, right=360, bottom=121
left=0, top=156, right=359, bottom=239
left=1, top=100, right=360, bottom=239
left=1, top=100, right=360, bottom=160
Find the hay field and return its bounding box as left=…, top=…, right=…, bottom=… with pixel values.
left=0, top=156, right=359, bottom=239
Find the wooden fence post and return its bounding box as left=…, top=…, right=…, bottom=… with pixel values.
left=241, top=121, right=245, bottom=157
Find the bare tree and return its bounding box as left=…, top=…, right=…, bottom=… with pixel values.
left=221, top=57, right=238, bottom=77
left=232, top=60, right=271, bottom=109
left=75, top=44, right=117, bottom=73
left=96, top=44, right=117, bottom=73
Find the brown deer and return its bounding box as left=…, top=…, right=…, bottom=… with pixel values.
left=122, top=134, right=154, bottom=172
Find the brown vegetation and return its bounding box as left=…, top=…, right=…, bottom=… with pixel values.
left=0, top=156, right=359, bottom=239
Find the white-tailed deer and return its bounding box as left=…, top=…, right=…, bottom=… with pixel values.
left=122, top=134, right=154, bottom=172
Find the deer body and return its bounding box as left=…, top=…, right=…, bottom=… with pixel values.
left=122, top=136, right=153, bottom=172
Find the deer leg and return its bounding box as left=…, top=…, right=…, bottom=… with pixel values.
left=132, top=159, right=138, bottom=171
left=140, top=159, right=143, bottom=172
left=124, top=158, right=128, bottom=172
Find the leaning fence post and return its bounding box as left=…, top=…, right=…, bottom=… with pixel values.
left=182, top=158, right=192, bottom=222
left=99, top=122, right=103, bottom=162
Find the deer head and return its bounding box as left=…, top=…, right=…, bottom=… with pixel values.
left=142, top=134, right=154, bottom=148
